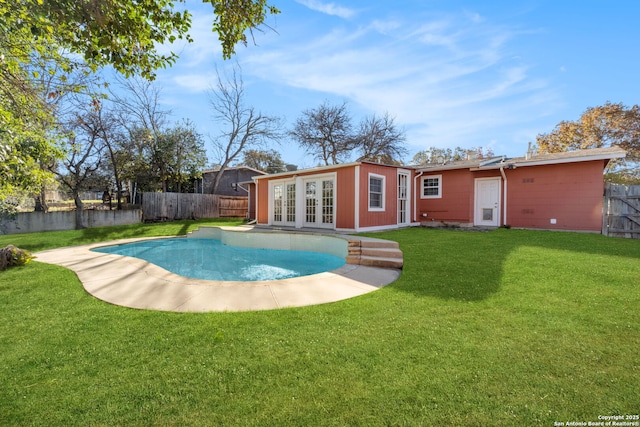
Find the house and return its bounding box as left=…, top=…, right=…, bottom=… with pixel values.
left=416, top=146, right=625, bottom=231
left=197, top=166, right=266, bottom=219
left=253, top=162, right=414, bottom=232
left=252, top=146, right=626, bottom=233
left=197, top=166, right=266, bottom=196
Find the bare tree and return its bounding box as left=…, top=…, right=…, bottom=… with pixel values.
left=290, top=101, right=354, bottom=166
left=109, top=76, right=175, bottom=192
left=355, top=112, right=407, bottom=164
left=109, top=76, right=170, bottom=136
left=53, top=101, right=106, bottom=229
left=208, top=65, right=283, bottom=194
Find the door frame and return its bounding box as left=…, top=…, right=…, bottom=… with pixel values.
left=269, top=173, right=336, bottom=229
left=474, top=177, right=501, bottom=227
left=397, top=169, right=411, bottom=226
left=269, top=179, right=297, bottom=227
left=302, top=173, right=336, bottom=229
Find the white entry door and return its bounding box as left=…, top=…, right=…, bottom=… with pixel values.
left=474, top=178, right=501, bottom=227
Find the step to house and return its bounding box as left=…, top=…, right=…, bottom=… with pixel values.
left=346, top=238, right=403, bottom=269
left=355, top=255, right=403, bottom=269
left=359, top=247, right=403, bottom=258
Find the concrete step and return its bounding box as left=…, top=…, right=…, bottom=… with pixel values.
left=347, top=238, right=403, bottom=269
left=349, top=238, right=399, bottom=249
left=360, top=247, right=403, bottom=258
left=349, top=255, right=403, bottom=269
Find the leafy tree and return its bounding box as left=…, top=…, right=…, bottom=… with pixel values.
left=536, top=102, right=639, bottom=159
left=208, top=65, right=283, bottom=193
left=0, top=0, right=279, bottom=207
left=237, top=149, right=287, bottom=173
left=411, top=146, right=494, bottom=165
left=161, top=121, right=208, bottom=193
left=117, top=127, right=158, bottom=193
left=536, top=102, right=639, bottom=183
left=2, top=0, right=279, bottom=79
left=0, top=28, right=70, bottom=212
left=355, top=112, right=407, bottom=164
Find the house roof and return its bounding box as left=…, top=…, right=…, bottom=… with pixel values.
left=252, top=161, right=406, bottom=181
left=417, top=146, right=626, bottom=172
left=249, top=146, right=626, bottom=179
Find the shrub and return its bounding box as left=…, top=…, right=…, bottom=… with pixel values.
left=0, top=245, right=34, bottom=271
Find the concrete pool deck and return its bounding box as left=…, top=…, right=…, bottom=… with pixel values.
left=34, top=234, right=401, bottom=312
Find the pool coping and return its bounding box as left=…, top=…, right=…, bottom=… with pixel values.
left=34, top=232, right=401, bottom=312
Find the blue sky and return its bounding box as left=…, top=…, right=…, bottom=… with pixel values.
left=149, top=0, right=639, bottom=169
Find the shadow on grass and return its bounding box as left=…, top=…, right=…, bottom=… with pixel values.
left=0, top=218, right=244, bottom=253
left=73, top=218, right=233, bottom=245
left=369, top=227, right=640, bottom=302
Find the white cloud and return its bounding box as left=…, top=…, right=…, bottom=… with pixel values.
left=295, top=0, right=357, bottom=19
left=172, top=73, right=212, bottom=93
left=178, top=5, right=562, bottom=159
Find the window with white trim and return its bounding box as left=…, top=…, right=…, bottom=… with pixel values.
left=421, top=175, right=442, bottom=199
left=369, top=174, right=385, bottom=211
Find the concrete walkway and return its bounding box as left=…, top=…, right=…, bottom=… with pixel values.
left=34, top=237, right=401, bottom=313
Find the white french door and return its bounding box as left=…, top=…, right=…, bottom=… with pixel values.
left=304, top=177, right=335, bottom=228
left=272, top=181, right=296, bottom=226
left=397, top=172, right=409, bottom=225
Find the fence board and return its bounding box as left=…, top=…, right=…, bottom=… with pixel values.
left=603, top=183, right=640, bottom=239
left=142, top=192, right=248, bottom=221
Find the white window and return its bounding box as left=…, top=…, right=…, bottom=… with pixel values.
left=369, top=173, right=385, bottom=211
left=421, top=175, right=442, bottom=199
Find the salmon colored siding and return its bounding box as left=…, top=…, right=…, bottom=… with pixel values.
left=506, top=161, right=606, bottom=231
left=417, top=169, right=475, bottom=223
left=416, top=160, right=607, bottom=231
left=336, top=167, right=356, bottom=229
left=247, top=182, right=257, bottom=220
left=256, top=179, right=269, bottom=224
left=253, top=152, right=613, bottom=232
left=358, top=164, right=399, bottom=228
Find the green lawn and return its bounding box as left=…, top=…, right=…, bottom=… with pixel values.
left=1, top=223, right=639, bottom=426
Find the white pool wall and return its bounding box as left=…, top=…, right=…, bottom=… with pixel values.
left=187, top=226, right=349, bottom=258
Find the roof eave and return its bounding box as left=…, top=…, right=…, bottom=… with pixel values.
left=472, top=151, right=627, bottom=170
left=252, top=161, right=364, bottom=180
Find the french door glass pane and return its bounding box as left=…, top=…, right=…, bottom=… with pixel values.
left=306, top=182, right=316, bottom=223
left=286, top=183, right=296, bottom=222
left=322, top=180, right=334, bottom=224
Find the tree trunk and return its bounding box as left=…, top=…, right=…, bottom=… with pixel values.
left=74, top=192, right=85, bottom=229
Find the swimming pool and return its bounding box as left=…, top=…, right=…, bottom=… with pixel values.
left=92, top=237, right=346, bottom=281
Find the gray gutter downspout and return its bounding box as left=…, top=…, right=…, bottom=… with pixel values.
left=499, top=166, right=507, bottom=226
left=413, top=171, right=424, bottom=222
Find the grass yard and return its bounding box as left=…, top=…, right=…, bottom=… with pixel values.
left=1, top=223, right=639, bottom=426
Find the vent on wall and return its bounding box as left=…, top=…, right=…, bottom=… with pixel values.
left=522, top=178, right=535, bottom=183
left=522, top=209, right=535, bottom=214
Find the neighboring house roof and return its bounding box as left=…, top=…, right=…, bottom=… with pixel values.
left=202, top=166, right=267, bottom=176
left=417, top=146, right=626, bottom=172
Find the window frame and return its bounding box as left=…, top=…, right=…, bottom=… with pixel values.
left=421, top=174, right=442, bottom=199
left=368, top=173, right=386, bottom=211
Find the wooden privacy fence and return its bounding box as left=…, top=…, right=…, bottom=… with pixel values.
left=142, top=192, right=248, bottom=221
left=603, top=183, right=640, bottom=239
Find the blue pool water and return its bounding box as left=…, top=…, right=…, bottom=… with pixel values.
left=92, top=238, right=346, bottom=281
